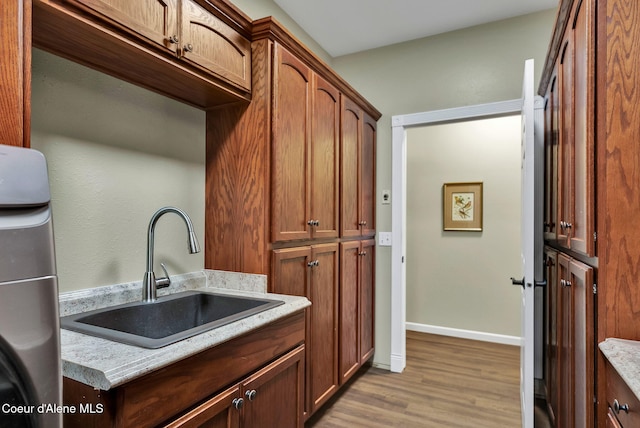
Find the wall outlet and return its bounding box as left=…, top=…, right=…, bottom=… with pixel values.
left=378, top=232, right=392, bottom=246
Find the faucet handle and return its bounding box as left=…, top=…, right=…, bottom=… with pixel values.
left=156, top=262, right=171, bottom=289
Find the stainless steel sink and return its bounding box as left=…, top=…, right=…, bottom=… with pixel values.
left=60, top=291, right=284, bottom=348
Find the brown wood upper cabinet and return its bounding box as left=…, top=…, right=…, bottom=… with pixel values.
left=272, top=45, right=339, bottom=243
left=545, top=0, right=594, bottom=257
left=341, top=97, right=376, bottom=238
left=64, top=0, right=251, bottom=92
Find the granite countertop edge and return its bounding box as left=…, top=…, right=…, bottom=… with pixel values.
left=60, top=270, right=310, bottom=391
left=599, top=338, right=640, bottom=402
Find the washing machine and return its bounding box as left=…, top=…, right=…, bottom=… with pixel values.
left=0, top=145, right=62, bottom=428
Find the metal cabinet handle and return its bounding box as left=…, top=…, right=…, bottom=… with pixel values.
left=232, top=398, right=244, bottom=410
left=168, top=35, right=179, bottom=44
left=184, top=43, right=194, bottom=53
left=614, top=399, right=629, bottom=414
left=307, top=220, right=320, bottom=226
left=307, top=260, right=319, bottom=267
left=245, top=390, right=257, bottom=401
left=560, top=279, right=572, bottom=287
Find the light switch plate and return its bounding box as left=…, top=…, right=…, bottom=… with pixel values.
left=378, top=232, right=392, bottom=246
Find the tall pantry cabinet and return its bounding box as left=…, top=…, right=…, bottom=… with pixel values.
left=205, top=18, right=380, bottom=420
left=540, top=0, right=640, bottom=426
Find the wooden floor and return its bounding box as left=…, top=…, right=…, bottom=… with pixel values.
left=306, top=331, right=521, bottom=428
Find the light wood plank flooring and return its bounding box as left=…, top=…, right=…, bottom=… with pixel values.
left=306, top=331, right=521, bottom=427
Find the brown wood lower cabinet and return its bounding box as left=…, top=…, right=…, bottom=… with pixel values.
left=271, top=244, right=339, bottom=416
left=547, top=251, right=595, bottom=428
left=605, top=363, right=640, bottom=428
left=340, top=239, right=375, bottom=383
left=165, top=345, right=305, bottom=428
left=63, top=312, right=305, bottom=428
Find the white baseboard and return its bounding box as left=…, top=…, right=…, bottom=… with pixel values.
left=406, top=322, right=522, bottom=347
left=389, top=353, right=406, bottom=373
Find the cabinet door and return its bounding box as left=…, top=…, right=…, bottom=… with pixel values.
left=69, top=0, right=179, bottom=54
left=544, top=70, right=559, bottom=241
left=569, top=0, right=594, bottom=256
left=361, top=115, right=376, bottom=237
left=607, top=410, right=623, bottom=428
left=272, top=44, right=312, bottom=242
left=557, top=253, right=573, bottom=428
left=340, top=98, right=362, bottom=238
left=359, top=239, right=375, bottom=364
left=162, top=384, right=241, bottom=428
left=242, top=345, right=305, bottom=428
left=310, top=74, right=340, bottom=239
left=557, top=37, right=573, bottom=249
left=309, top=243, right=339, bottom=412
left=180, top=0, right=251, bottom=91
left=570, top=258, right=594, bottom=428
left=544, top=248, right=559, bottom=425
left=271, top=247, right=311, bottom=298
left=339, top=241, right=361, bottom=382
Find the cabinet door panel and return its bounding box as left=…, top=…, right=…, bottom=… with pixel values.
left=544, top=248, right=559, bottom=425
left=271, top=247, right=310, bottom=297
left=361, top=116, right=376, bottom=237
left=242, top=345, right=305, bottom=428
left=570, top=0, right=594, bottom=256
left=570, top=258, right=594, bottom=428
left=311, top=74, right=340, bottom=239
left=70, top=0, right=178, bottom=54
left=359, top=239, right=375, bottom=363
left=162, top=384, right=240, bottom=428
left=544, top=71, right=559, bottom=241
left=310, top=244, right=339, bottom=411
left=272, top=45, right=312, bottom=242
left=557, top=253, right=573, bottom=428
left=339, top=241, right=360, bottom=382
left=558, top=37, right=573, bottom=248
left=180, top=0, right=251, bottom=90
left=340, top=99, right=361, bottom=237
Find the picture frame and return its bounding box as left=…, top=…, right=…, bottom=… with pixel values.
left=443, top=182, right=483, bottom=231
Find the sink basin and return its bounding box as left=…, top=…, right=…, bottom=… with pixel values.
left=60, top=291, right=284, bottom=348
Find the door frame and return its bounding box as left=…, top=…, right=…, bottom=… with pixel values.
left=389, top=99, right=522, bottom=373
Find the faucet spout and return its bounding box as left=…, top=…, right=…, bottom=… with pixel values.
left=142, top=206, right=200, bottom=302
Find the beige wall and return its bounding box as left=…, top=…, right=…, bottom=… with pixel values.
left=31, top=49, right=206, bottom=292
left=406, top=116, right=522, bottom=337
left=29, top=0, right=556, bottom=367
left=332, top=9, right=555, bottom=368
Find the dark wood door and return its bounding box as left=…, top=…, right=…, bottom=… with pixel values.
left=558, top=253, right=573, bottom=428
left=569, top=0, right=594, bottom=256
left=544, top=248, right=559, bottom=425
left=310, top=74, right=340, bottom=239
left=558, top=36, right=573, bottom=249
left=359, top=239, right=375, bottom=364
left=361, top=115, right=376, bottom=237
left=242, top=346, right=305, bottom=428
left=180, top=0, right=251, bottom=91
left=544, top=69, right=559, bottom=241
left=69, top=0, right=179, bottom=54
left=272, top=44, right=312, bottom=242
left=340, top=98, right=362, bottom=238
left=570, top=258, right=595, bottom=428
left=309, top=243, right=339, bottom=413
left=162, top=384, right=240, bottom=428
left=339, top=241, right=360, bottom=382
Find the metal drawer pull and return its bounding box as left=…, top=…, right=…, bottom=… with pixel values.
left=614, top=399, right=629, bottom=414
left=232, top=398, right=244, bottom=410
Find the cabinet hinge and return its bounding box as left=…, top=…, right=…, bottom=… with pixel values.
left=593, top=283, right=597, bottom=295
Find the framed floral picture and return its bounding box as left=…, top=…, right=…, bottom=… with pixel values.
left=443, top=182, right=483, bottom=231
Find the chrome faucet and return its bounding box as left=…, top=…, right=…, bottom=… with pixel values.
left=142, top=206, right=200, bottom=302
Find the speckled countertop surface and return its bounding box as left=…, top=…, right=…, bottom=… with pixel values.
left=59, top=269, right=310, bottom=391
left=599, top=338, right=640, bottom=401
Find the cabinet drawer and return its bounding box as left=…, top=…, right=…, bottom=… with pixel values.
left=607, top=364, right=640, bottom=428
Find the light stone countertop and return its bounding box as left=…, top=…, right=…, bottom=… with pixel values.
left=59, top=270, right=310, bottom=391
left=599, top=338, right=640, bottom=402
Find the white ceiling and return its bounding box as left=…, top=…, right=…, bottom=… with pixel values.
left=274, top=0, right=559, bottom=57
